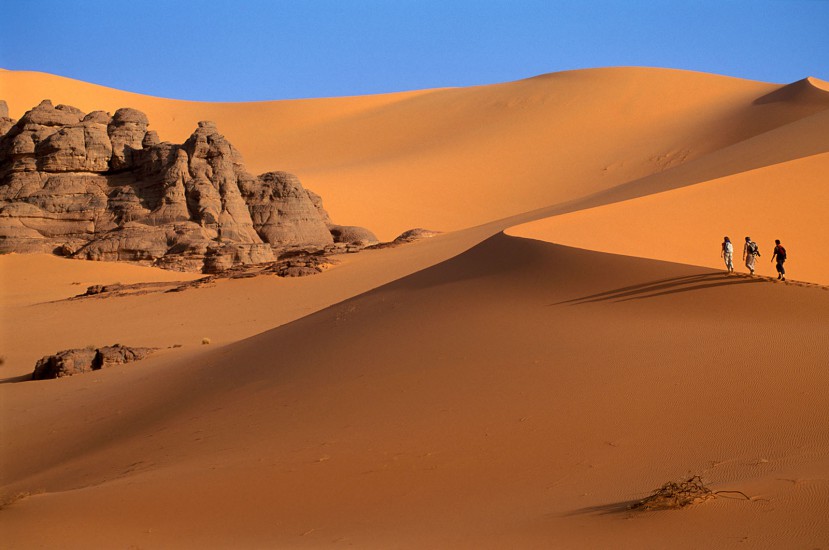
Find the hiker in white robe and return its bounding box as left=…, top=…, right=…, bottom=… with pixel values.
left=743, top=236, right=759, bottom=275
left=721, top=236, right=734, bottom=272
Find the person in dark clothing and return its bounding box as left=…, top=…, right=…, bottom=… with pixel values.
left=771, top=239, right=787, bottom=281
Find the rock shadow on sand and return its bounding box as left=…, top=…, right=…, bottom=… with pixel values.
left=554, top=272, right=766, bottom=305
left=564, top=499, right=641, bottom=517
left=0, top=373, right=34, bottom=385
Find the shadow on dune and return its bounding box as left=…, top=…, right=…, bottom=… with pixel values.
left=563, top=500, right=640, bottom=516
left=753, top=77, right=829, bottom=106
left=0, top=374, right=32, bottom=385
left=554, top=272, right=767, bottom=305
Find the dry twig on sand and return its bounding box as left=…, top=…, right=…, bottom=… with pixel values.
left=630, top=475, right=751, bottom=511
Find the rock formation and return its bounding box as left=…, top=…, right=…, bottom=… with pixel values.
left=329, top=225, right=380, bottom=248
left=32, top=344, right=157, bottom=380
left=240, top=171, right=333, bottom=248
left=393, top=228, right=441, bottom=244
left=0, top=100, right=372, bottom=272
left=0, top=100, right=15, bottom=135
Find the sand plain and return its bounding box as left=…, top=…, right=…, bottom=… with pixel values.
left=1, top=67, right=828, bottom=548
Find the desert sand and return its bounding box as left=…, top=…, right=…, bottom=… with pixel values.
left=1, top=67, right=828, bottom=548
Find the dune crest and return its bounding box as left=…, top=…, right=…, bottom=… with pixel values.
left=806, top=76, right=829, bottom=90
left=754, top=76, right=829, bottom=106
left=508, top=151, right=829, bottom=285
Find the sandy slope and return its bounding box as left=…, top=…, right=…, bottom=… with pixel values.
left=2, top=67, right=829, bottom=548
left=509, top=151, right=829, bottom=285
left=2, top=235, right=828, bottom=548
left=0, top=253, right=203, bottom=308
left=3, top=68, right=828, bottom=240
left=0, top=222, right=506, bottom=381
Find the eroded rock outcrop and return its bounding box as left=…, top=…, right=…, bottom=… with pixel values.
left=32, top=344, right=156, bottom=380
left=329, top=225, right=380, bottom=248
left=393, top=228, right=441, bottom=244
left=0, top=100, right=15, bottom=135
left=0, top=101, right=374, bottom=272
left=241, top=171, right=334, bottom=248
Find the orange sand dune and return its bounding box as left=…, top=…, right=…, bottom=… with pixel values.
left=2, top=235, right=828, bottom=548
left=509, top=151, right=829, bottom=285
left=0, top=220, right=512, bottom=381
left=3, top=68, right=828, bottom=239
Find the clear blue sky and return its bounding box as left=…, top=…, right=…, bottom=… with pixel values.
left=2, top=0, right=827, bottom=101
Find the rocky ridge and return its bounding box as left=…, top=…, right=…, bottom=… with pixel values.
left=0, top=100, right=378, bottom=272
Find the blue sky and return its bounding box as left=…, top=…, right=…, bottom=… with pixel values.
left=2, top=0, right=827, bottom=101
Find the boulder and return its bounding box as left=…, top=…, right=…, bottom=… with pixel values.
left=0, top=100, right=86, bottom=173
left=329, top=224, right=379, bottom=247
left=72, top=222, right=171, bottom=263
left=142, top=130, right=160, bottom=148
left=32, top=348, right=98, bottom=379
left=96, top=344, right=156, bottom=369
left=107, top=108, right=149, bottom=170
left=37, top=120, right=112, bottom=172
left=394, top=228, right=441, bottom=244
left=21, top=100, right=84, bottom=127
left=83, top=110, right=111, bottom=124
left=32, top=344, right=156, bottom=380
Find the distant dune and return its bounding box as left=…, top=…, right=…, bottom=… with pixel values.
left=4, top=68, right=827, bottom=241
left=1, top=67, right=828, bottom=548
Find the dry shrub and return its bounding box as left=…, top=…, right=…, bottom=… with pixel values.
left=630, top=475, right=750, bottom=511
left=631, top=476, right=712, bottom=510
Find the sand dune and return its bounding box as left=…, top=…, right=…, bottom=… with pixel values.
left=2, top=235, right=828, bottom=548
left=0, top=222, right=506, bottom=382
left=509, top=150, right=829, bottom=285
left=3, top=68, right=827, bottom=239
left=2, top=67, right=829, bottom=547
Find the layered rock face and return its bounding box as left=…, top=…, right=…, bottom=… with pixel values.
left=240, top=171, right=335, bottom=248
left=0, top=100, right=361, bottom=272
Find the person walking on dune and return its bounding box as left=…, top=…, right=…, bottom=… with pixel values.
left=721, top=236, right=734, bottom=273
left=771, top=239, right=787, bottom=281
left=743, top=236, right=760, bottom=275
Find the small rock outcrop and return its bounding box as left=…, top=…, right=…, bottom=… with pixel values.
left=0, top=101, right=375, bottom=272
left=32, top=344, right=156, bottom=380
left=329, top=225, right=380, bottom=248
left=393, top=228, right=441, bottom=244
